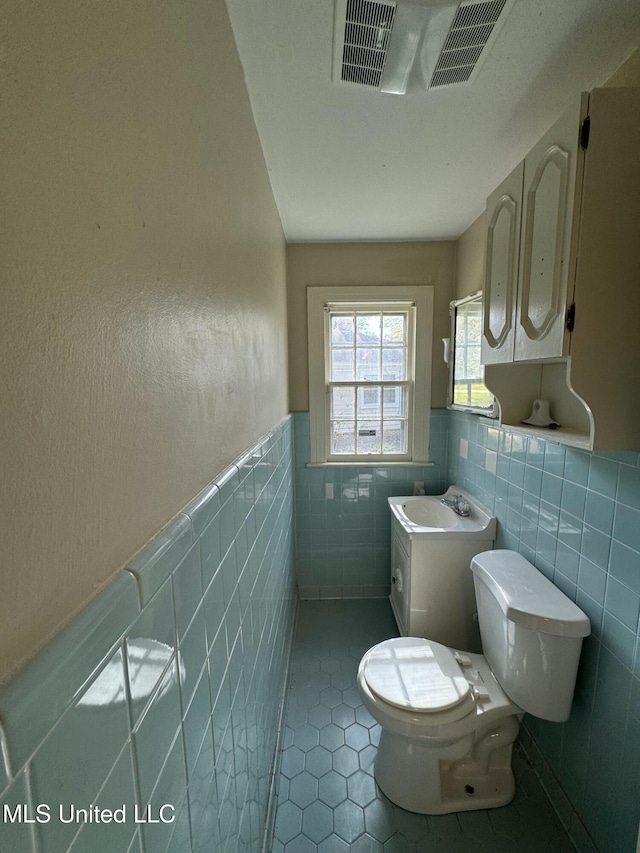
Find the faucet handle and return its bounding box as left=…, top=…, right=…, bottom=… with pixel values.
left=456, top=498, right=471, bottom=516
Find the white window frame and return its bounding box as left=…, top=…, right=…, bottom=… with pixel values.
left=307, top=285, right=433, bottom=465
left=447, top=291, right=495, bottom=416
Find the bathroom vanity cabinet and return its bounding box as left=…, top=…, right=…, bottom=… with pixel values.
left=481, top=86, right=640, bottom=450
left=389, top=516, right=488, bottom=653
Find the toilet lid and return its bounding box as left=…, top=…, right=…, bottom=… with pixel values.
left=362, top=638, right=471, bottom=713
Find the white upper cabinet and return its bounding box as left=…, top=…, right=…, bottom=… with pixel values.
left=481, top=87, right=640, bottom=450
left=483, top=97, right=585, bottom=364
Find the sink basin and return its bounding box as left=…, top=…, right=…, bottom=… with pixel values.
left=400, top=499, right=458, bottom=529
left=388, top=487, right=496, bottom=540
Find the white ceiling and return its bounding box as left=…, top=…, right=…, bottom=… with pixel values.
left=225, top=0, right=640, bottom=242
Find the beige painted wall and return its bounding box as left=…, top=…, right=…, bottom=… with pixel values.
left=0, top=0, right=288, bottom=682
left=454, top=213, right=486, bottom=300
left=286, top=242, right=455, bottom=412
left=603, top=47, right=640, bottom=87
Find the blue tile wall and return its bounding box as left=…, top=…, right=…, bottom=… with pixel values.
left=447, top=409, right=640, bottom=853
left=0, top=415, right=296, bottom=853
left=292, top=411, right=448, bottom=599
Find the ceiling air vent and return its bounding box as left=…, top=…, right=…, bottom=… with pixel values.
left=333, top=0, right=514, bottom=95
left=334, top=0, right=397, bottom=89
left=429, top=0, right=511, bottom=89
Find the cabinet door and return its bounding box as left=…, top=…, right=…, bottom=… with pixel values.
left=482, top=161, right=523, bottom=364
left=390, top=524, right=410, bottom=636
left=515, top=99, right=585, bottom=361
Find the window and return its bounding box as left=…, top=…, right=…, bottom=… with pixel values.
left=447, top=292, right=494, bottom=414
left=307, top=286, right=433, bottom=464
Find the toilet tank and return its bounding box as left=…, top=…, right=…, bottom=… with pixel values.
left=471, top=550, right=590, bottom=722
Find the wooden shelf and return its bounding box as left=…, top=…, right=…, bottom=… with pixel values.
left=503, top=423, right=591, bottom=450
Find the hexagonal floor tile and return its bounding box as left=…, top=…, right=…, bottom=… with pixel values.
left=392, top=805, right=429, bottom=842
left=273, top=602, right=577, bottom=853
left=350, top=833, right=384, bottom=853
left=330, top=673, right=353, bottom=691
left=284, top=834, right=317, bottom=853
left=332, top=745, right=359, bottom=778
left=319, top=723, right=344, bottom=751
left=305, top=746, right=333, bottom=778
left=274, top=801, right=303, bottom=844
left=319, top=687, right=342, bottom=709
left=282, top=726, right=295, bottom=749
left=281, top=747, right=306, bottom=780
left=347, top=770, right=377, bottom=807
left=364, top=799, right=395, bottom=844
left=341, top=686, right=361, bottom=708
left=302, top=800, right=334, bottom=844
left=358, top=744, right=377, bottom=775
left=318, top=771, right=348, bottom=808
left=355, top=705, right=377, bottom=729
left=427, top=812, right=464, bottom=841
left=307, top=670, right=332, bottom=690
left=289, top=771, right=319, bottom=809
left=293, top=724, right=320, bottom=752
left=383, top=833, right=414, bottom=853
left=277, top=777, right=291, bottom=804
left=333, top=798, right=365, bottom=844
left=330, top=704, right=355, bottom=729
left=291, top=655, right=320, bottom=676
left=317, top=834, right=350, bottom=853
left=294, top=687, right=322, bottom=710
left=344, top=724, right=370, bottom=751
left=320, top=657, right=342, bottom=675
left=307, top=705, right=332, bottom=730
left=286, top=703, right=309, bottom=728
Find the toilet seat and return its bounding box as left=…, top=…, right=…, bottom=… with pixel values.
left=361, top=638, right=475, bottom=722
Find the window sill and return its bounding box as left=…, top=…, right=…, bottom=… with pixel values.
left=306, top=461, right=435, bottom=468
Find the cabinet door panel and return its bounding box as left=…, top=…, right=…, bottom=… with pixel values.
left=481, top=161, right=523, bottom=365
left=519, top=146, right=569, bottom=339
left=515, top=99, right=584, bottom=361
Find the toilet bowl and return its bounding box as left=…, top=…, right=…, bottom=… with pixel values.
left=357, top=550, right=590, bottom=815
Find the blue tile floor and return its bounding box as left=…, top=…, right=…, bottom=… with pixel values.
left=270, top=599, right=576, bottom=853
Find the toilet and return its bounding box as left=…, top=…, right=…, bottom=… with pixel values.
left=357, top=549, right=590, bottom=815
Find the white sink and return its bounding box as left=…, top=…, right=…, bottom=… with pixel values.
left=388, top=487, right=496, bottom=541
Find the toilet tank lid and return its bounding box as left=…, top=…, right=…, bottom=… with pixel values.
left=471, top=550, right=590, bottom=638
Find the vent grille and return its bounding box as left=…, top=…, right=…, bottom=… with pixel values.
left=340, top=0, right=396, bottom=88
left=430, top=0, right=507, bottom=88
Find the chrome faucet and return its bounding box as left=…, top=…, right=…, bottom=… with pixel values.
left=441, top=494, right=471, bottom=517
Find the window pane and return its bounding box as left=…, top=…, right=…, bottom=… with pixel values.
left=451, top=296, right=493, bottom=410
left=356, top=348, right=380, bottom=380
left=382, top=420, right=407, bottom=454
left=331, top=349, right=354, bottom=381
left=382, top=347, right=406, bottom=381
left=356, top=314, right=381, bottom=346
left=357, top=386, right=381, bottom=419
left=382, top=314, right=407, bottom=345
left=331, top=386, right=355, bottom=419
left=356, top=421, right=382, bottom=454
left=331, top=314, right=354, bottom=346
left=382, top=385, right=408, bottom=419
left=466, top=345, right=481, bottom=378
left=331, top=420, right=355, bottom=455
